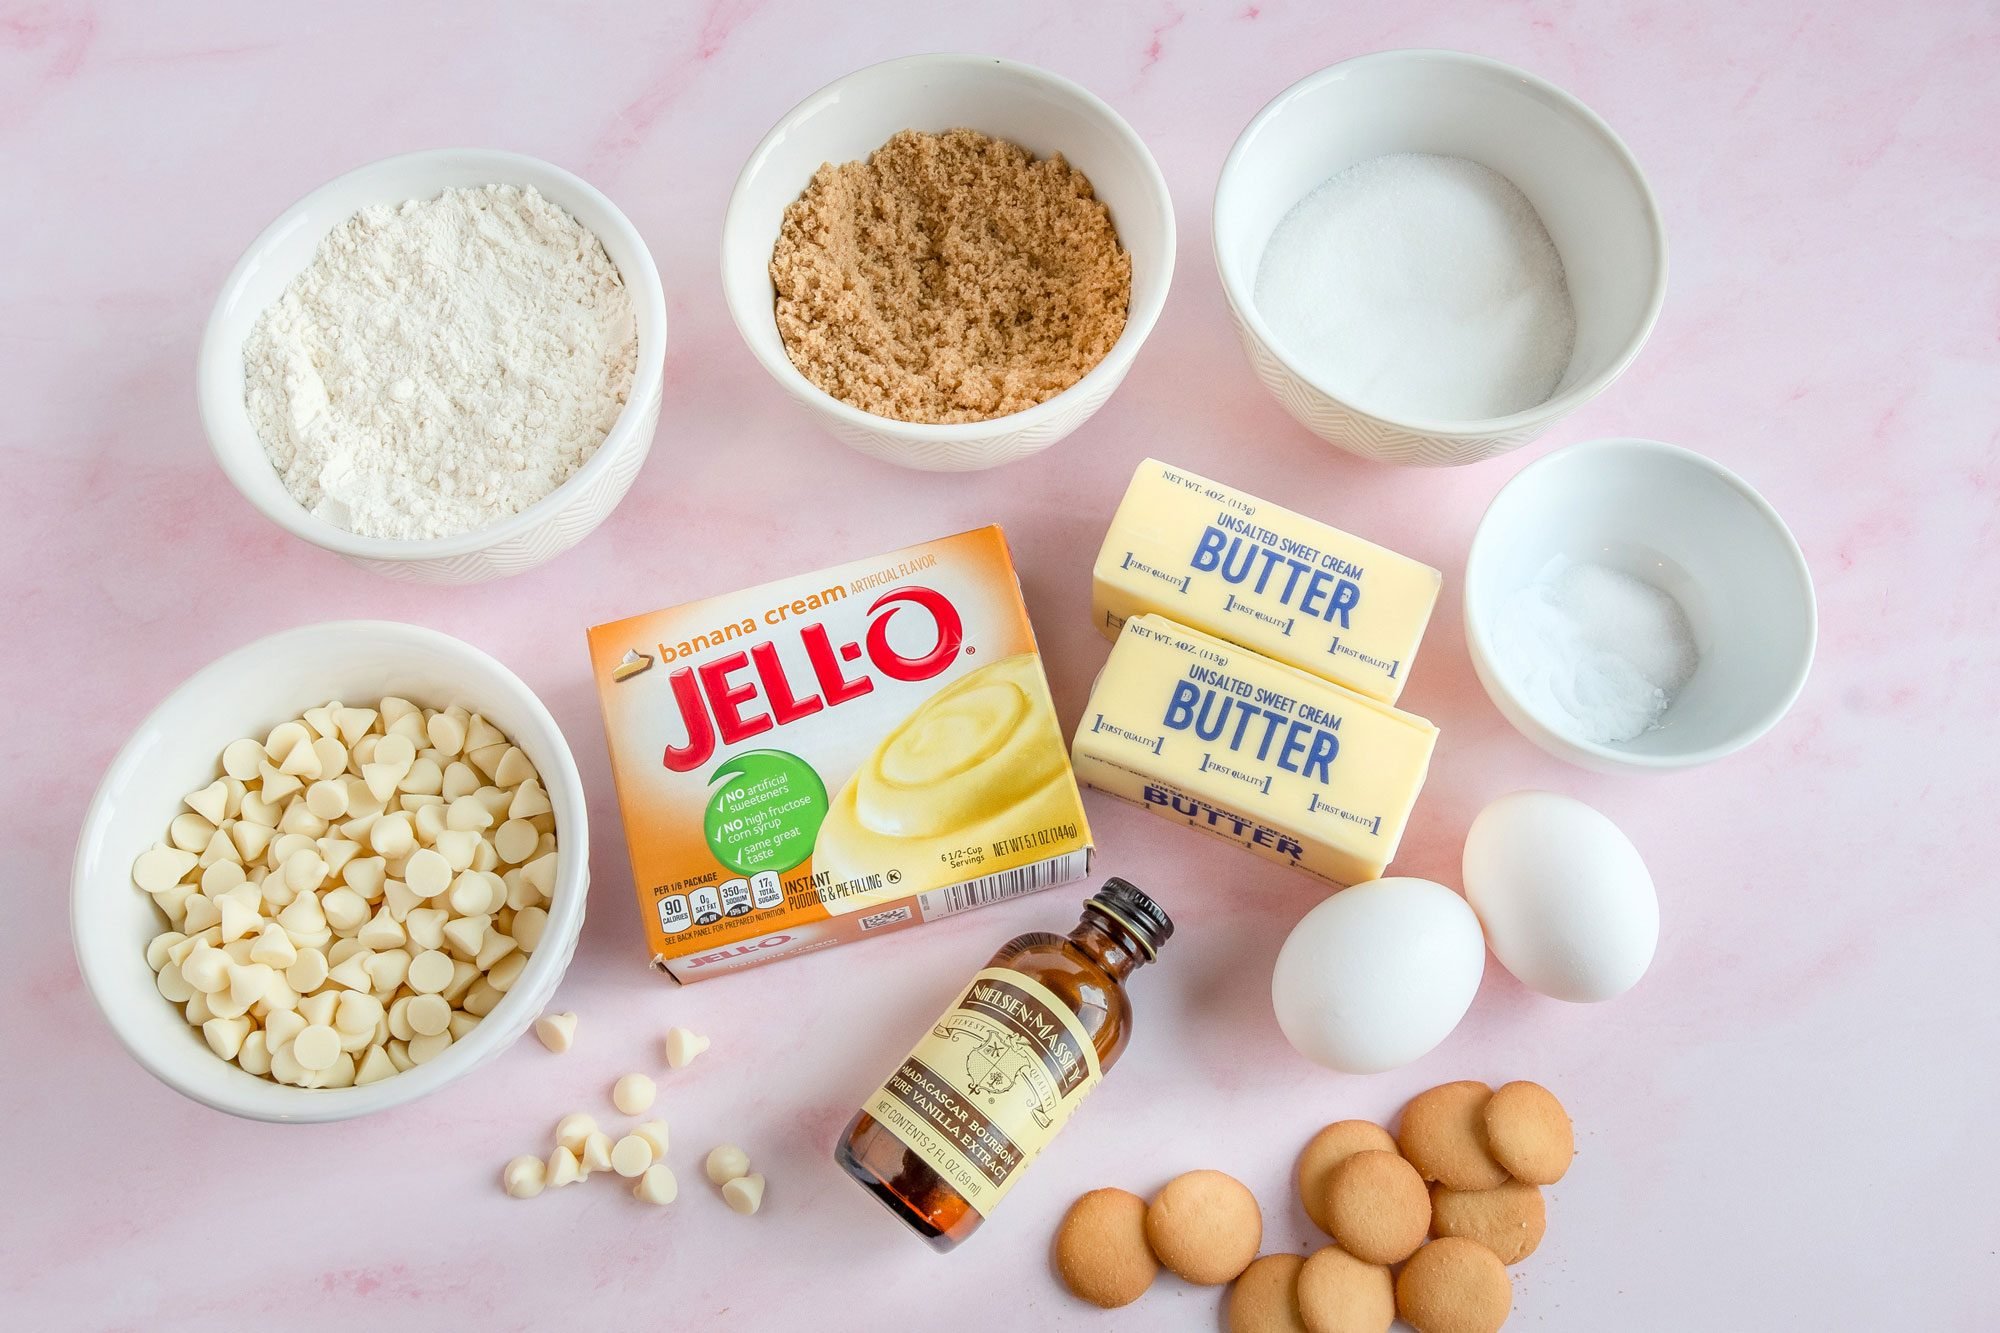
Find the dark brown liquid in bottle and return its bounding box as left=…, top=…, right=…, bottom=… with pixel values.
left=835, top=881, right=1168, bottom=1252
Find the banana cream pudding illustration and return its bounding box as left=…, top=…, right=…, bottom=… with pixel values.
left=814, top=654, right=1076, bottom=908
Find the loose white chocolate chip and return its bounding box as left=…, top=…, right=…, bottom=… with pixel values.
left=633, top=1120, right=670, bottom=1161
left=554, top=1112, right=598, bottom=1154
left=502, top=1155, right=547, bottom=1199
left=664, top=1027, right=710, bottom=1070
left=581, top=1131, right=613, bottom=1175
left=722, top=1172, right=766, bottom=1216
left=612, top=1073, right=656, bottom=1116
left=610, top=1135, right=652, bottom=1178
left=705, top=1144, right=751, bottom=1186
left=547, top=1145, right=582, bottom=1188
left=534, top=1011, right=577, bottom=1054
left=633, top=1163, right=678, bottom=1206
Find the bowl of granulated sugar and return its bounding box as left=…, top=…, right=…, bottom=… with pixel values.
left=1214, top=50, right=1667, bottom=466
left=199, top=149, right=667, bottom=583
left=722, top=54, right=1176, bottom=472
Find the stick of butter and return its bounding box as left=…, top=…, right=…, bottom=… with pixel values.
left=1092, top=459, right=1442, bottom=703
left=1072, top=615, right=1437, bottom=886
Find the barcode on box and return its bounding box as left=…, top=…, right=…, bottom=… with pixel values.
left=918, top=850, right=1093, bottom=920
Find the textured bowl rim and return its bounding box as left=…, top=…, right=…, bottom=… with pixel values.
left=1463, top=437, right=1818, bottom=771
left=1212, top=48, right=1669, bottom=440
left=720, top=51, right=1177, bottom=443
left=70, top=619, right=590, bottom=1122
left=197, top=148, right=668, bottom=563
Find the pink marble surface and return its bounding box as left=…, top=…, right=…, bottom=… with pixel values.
left=5, top=2, right=1997, bottom=1328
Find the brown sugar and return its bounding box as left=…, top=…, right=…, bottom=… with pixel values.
left=770, top=128, right=1131, bottom=425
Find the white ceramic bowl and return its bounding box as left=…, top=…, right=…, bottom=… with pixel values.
left=72, top=621, right=589, bottom=1122
left=1463, top=439, right=1816, bottom=772
left=722, top=53, right=1176, bottom=471
left=199, top=149, right=667, bottom=583
left=1214, top=50, right=1667, bottom=466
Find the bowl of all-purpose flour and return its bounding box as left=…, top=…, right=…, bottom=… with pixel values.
left=1464, top=438, right=1816, bottom=773
left=1213, top=51, right=1667, bottom=466
left=199, top=150, right=666, bottom=582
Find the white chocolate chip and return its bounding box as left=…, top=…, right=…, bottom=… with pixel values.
left=704, top=1144, right=750, bottom=1186
left=534, top=1011, right=577, bottom=1054
left=610, top=1135, right=652, bottom=1178
left=355, top=1044, right=396, bottom=1085
left=292, top=1024, right=341, bottom=1071
left=632, top=1120, right=670, bottom=1161
left=203, top=1015, right=251, bottom=1061
left=633, top=1163, right=678, bottom=1206
left=407, top=1029, right=453, bottom=1064
left=185, top=780, right=230, bottom=825
left=406, top=949, right=453, bottom=994
left=664, top=1027, right=710, bottom=1070
left=722, top=1172, right=766, bottom=1216
left=406, top=993, right=451, bottom=1037
left=171, top=813, right=215, bottom=854
left=133, top=846, right=199, bottom=893
left=494, top=818, right=538, bottom=865
left=502, top=1155, right=547, bottom=1199
left=222, top=738, right=267, bottom=781
left=554, top=1112, right=597, bottom=1154
left=612, top=1073, right=656, bottom=1116
left=546, top=1144, right=582, bottom=1188
left=512, top=907, right=549, bottom=953
left=238, top=1030, right=272, bottom=1075
left=580, top=1131, right=613, bottom=1176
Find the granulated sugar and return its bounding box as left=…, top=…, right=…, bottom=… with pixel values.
left=1255, top=153, right=1575, bottom=421
left=245, top=184, right=636, bottom=541
left=1493, top=558, right=1699, bottom=744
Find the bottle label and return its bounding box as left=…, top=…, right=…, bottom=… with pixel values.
left=863, top=967, right=1103, bottom=1217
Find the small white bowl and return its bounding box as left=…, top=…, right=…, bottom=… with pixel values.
left=1463, top=439, right=1816, bottom=772
left=721, top=53, right=1176, bottom=471
left=1214, top=50, right=1667, bottom=466
left=199, top=149, right=667, bottom=583
left=71, top=621, right=589, bottom=1122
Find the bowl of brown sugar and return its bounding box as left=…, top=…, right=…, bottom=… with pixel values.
left=723, top=54, right=1176, bottom=471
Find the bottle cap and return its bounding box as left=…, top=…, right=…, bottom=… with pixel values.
left=1088, top=878, right=1173, bottom=959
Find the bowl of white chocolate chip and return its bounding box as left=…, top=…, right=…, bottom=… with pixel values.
left=71, top=620, right=589, bottom=1122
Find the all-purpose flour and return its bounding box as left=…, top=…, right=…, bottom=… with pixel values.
left=244, top=184, right=637, bottom=540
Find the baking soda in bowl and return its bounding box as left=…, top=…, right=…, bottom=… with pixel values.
left=1492, top=556, right=1698, bottom=744
left=1254, top=153, right=1576, bottom=422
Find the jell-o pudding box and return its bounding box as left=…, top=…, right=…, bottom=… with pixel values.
left=588, top=526, right=1093, bottom=983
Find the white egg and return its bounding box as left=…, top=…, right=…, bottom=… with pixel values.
left=1271, top=877, right=1486, bottom=1074
left=1462, top=791, right=1658, bottom=1003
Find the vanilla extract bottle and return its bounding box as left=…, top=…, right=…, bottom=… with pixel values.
left=836, top=879, right=1173, bottom=1251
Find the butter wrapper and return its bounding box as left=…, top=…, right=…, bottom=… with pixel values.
left=1072, top=615, right=1436, bottom=886
left=1093, top=458, right=1441, bottom=703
